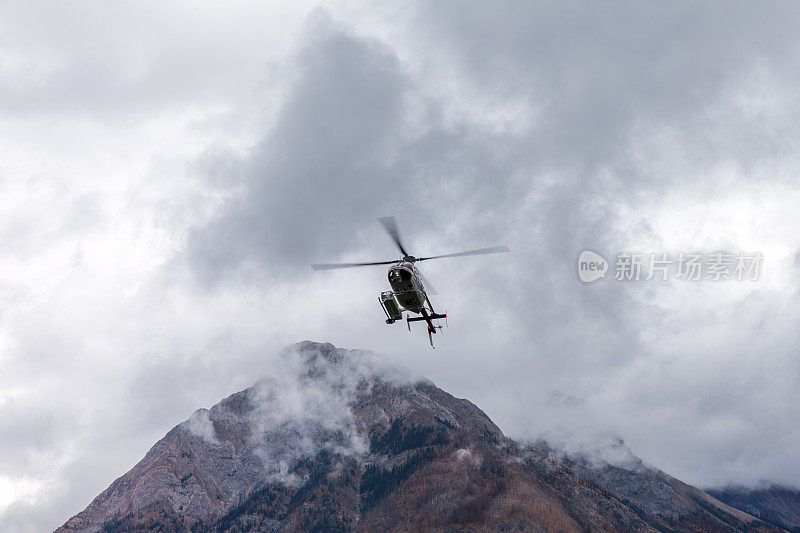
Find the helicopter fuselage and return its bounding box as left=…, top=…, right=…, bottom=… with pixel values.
left=386, top=262, right=428, bottom=313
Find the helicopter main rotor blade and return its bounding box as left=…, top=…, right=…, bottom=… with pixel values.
left=378, top=216, right=410, bottom=257
left=416, top=268, right=438, bottom=295
left=310, top=260, right=398, bottom=271
left=417, top=245, right=510, bottom=262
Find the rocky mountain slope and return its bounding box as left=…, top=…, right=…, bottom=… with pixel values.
left=58, top=341, right=788, bottom=532
left=708, top=486, right=800, bottom=532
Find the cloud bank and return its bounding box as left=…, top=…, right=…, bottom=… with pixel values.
left=2, top=1, right=800, bottom=530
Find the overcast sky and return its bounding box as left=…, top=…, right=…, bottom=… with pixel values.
left=2, top=1, right=800, bottom=530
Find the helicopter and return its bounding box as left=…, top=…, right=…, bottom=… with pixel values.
left=311, top=217, right=510, bottom=347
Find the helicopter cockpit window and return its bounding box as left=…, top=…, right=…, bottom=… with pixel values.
left=399, top=269, right=412, bottom=281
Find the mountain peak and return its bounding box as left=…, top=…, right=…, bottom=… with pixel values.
left=284, top=340, right=339, bottom=365
left=58, top=342, right=787, bottom=532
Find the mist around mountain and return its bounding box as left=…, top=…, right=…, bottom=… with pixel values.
left=57, top=342, right=795, bottom=532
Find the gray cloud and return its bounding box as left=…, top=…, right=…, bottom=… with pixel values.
left=189, top=13, right=411, bottom=280
left=186, top=1, right=800, bottom=490
left=3, top=2, right=800, bottom=530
